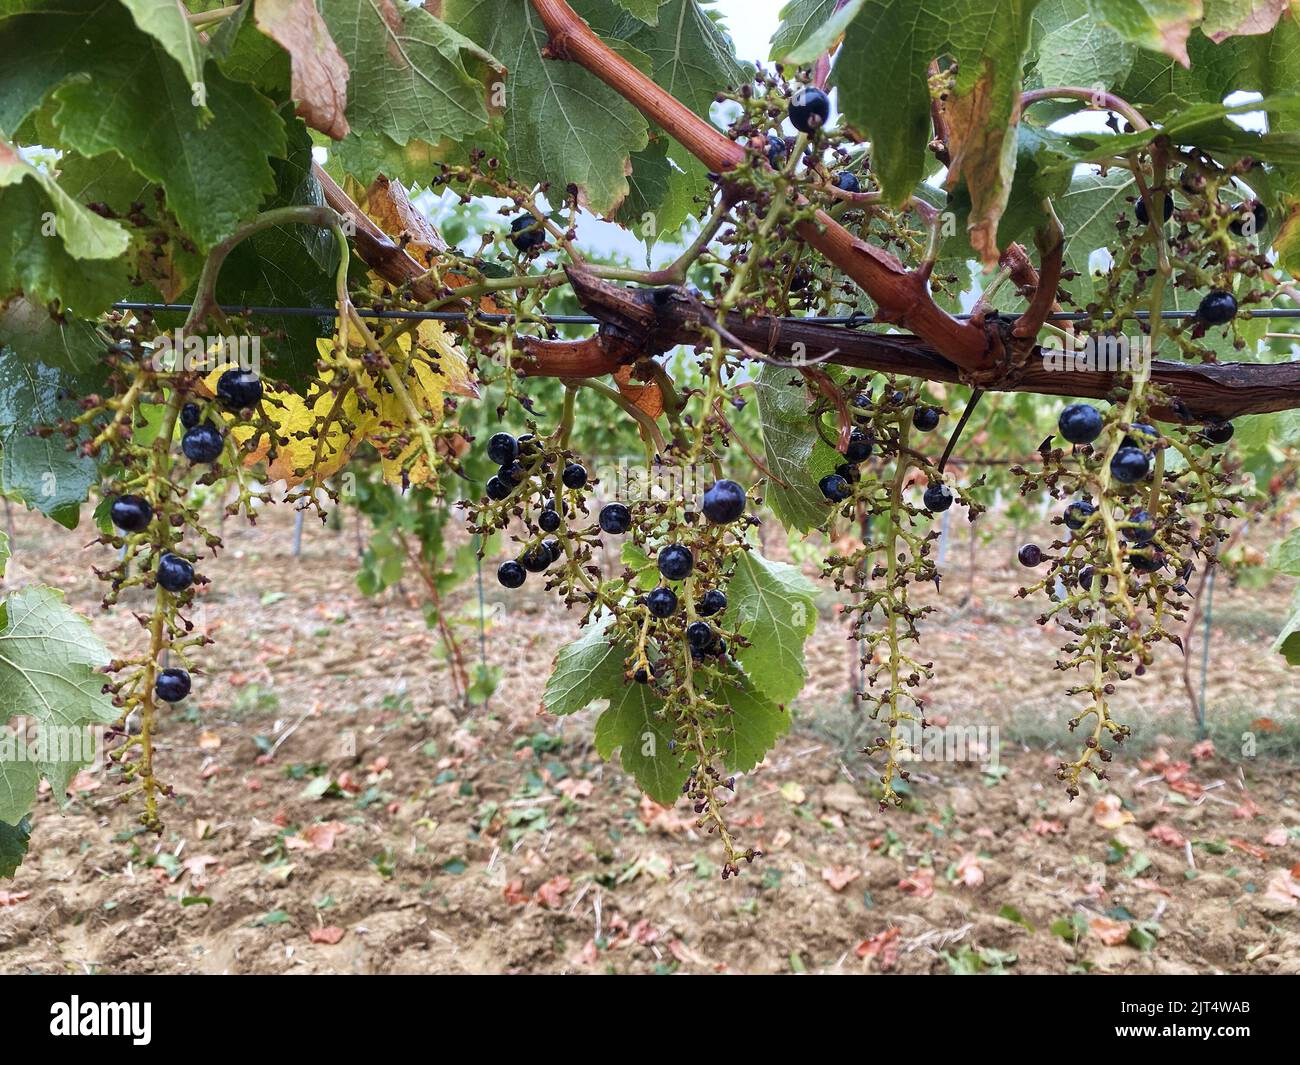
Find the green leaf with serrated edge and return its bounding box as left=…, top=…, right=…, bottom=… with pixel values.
left=0, top=142, right=130, bottom=263
left=210, top=0, right=291, bottom=92
left=772, top=0, right=865, bottom=63
left=1030, top=0, right=1137, bottom=91
left=0, top=587, right=118, bottom=825
left=1055, top=168, right=1135, bottom=301
left=120, top=0, right=208, bottom=96
left=1051, top=95, right=1300, bottom=171
left=617, top=0, right=749, bottom=117
left=55, top=148, right=207, bottom=306
left=0, top=815, right=30, bottom=878
left=1273, top=527, right=1300, bottom=577
left=49, top=51, right=286, bottom=252
left=724, top=550, right=818, bottom=704
left=621, top=542, right=660, bottom=590
left=1273, top=588, right=1300, bottom=665
left=830, top=1, right=1039, bottom=262
left=319, top=0, right=499, bottom=154
left=0, top=298, right=103, bottom=377
left=753, top=363, right=840, bottom=532
left=0, top=353, right=102, bottom=527
left=614, top=0, right=749, bottom=241
left=593, top=682, right=686, bottom=803
left=444, top=0, right=650, bottom=217
left=1087, top=0, right=1202, bottom=65
left=770, top=0, right=837, bottom=62
left=1117, top=15, right=1300, bottom=120
left=612, top=0, right=669, bottom=24
left=543, top=616, right=631, bottom=715
left=717, top=680, right=791, bottom=774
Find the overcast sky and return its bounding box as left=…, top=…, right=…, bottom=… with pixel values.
left=714, top=0, right=785, bottom=64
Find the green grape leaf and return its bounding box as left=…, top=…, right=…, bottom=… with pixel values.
left=753, top=363, right=840, bottom=532
left=612, top=0, right=669, bottom=24
left=1053, top=94, right=1300, bottom=170
left=830, top=0, right=1040, bottom=263
left=210, top=0, right=292, bottom=92
left=1030, top=0, right=1137, bottom=91
left=770, top=0, right=865, bottom=63
left=0, top=140, right=133, bottom=315
left=621, top=542, right=661, bottom=590
left=0, top=587, right=119, bottom=825
left=0, top=815, right=30, bottom=878
left=0, top=141, right=130, bottom=262
left=1272, top=527, right=1300, bottom=577
left=593, top=682, right=686, bottom=803
left=1273, top=588, right=1300, bottom=665
left=0, top=298, right=103, bottom=377
left=49, top=58, right=286, bottom=252
left=1087, top=0, right=1202, bottom=65
left=0, top=332, right=104, bottom=528
left=613, top=0, right=749, bottom=241
left=717, top=680, right=792, bottom=774
left=724, top=549, right=819, bottom=705
left=0, top=530, right=8, bottom=578
left=319, top=0, right=499, bottom=153
left=543, top=616, right=630, bottom=715
left=120, top=0, right=208, bottom=95
left=444, top=0, right=650, bottom=217
left=213, top=117, right=338, bottom=386
left=1055, top=168, right=1135, bottom=301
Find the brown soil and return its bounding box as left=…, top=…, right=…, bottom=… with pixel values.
left=1, top=504, right=1298, bottom=975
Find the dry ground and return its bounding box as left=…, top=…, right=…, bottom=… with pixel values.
left=1, top=501, right=1298, bottom=974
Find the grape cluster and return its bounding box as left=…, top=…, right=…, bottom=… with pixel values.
left=1013, top=398, right=1238, bottom=794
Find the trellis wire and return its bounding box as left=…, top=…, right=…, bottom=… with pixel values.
left=112, top=301, right=1300, bottom=326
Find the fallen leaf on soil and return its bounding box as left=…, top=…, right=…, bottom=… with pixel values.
left=822, top=865, right=861, bottom=892
left=1229, top=838, right=1268, bottom=861
left=855, top=927, right=901, bottom=970
left=630, top=919, right=661, bottom=946
left=286, top=822, right=348, bottom=852
left=503, top=879, right=530, bottom=906
left=1234, top=799, right=1262, bottom=820
left=899, top=870, right=935, bottom=899
left=1262, top=869, right=1300, bottom=909
left=1089, top=916, right=1131, bottom=946
left=781, top=782, right=807, bottom=804
left=181, top=855, right=219, bottom=886
left=1092, top=795, right=1134, bottom=829
left=1032, top=819, right=1065, bottom=836
left=198, top=730, right=222, bottom=751
left=556, top=779, right=593, bottom=800
left=1190, top=739, right=1215, bottom=761
left=310, top=925, right=346, bottom=945
left=1263, top=827, right=1289, bottom=848
left=1148, top=824, right=1187, bottom=847
left=535, top=876, right=571, bottom=908
left=955, top=853, right=985, bottom=887
left=0, top=891, right=31, bottom=906
left=1132, top=878, right=1172, bottom=897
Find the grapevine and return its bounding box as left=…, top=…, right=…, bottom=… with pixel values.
left=0, top=0, right=1298, bottom=894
